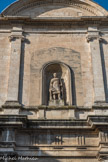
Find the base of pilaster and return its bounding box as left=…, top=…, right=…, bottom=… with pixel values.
left=2, top=101, right=22, bottom=115
left=2, top=101, right=22, bottom=108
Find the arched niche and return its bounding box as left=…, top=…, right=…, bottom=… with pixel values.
left=42, top=61, right=74, bottom=106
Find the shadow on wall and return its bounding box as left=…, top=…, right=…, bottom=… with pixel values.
left=18, top=38, right=30, bottom=106
left=16, top=130, right=65, bottom=146
left=15, top=130, right=99, bottom=162
left=71, top=69, right=76, bottom=105
left=100, top=41, right=108, bottom=102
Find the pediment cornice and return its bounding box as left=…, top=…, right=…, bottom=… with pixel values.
left=2, top=0, right=108, bottom=17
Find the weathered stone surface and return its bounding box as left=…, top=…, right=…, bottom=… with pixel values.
left=0, top=0, right=108, bottom=161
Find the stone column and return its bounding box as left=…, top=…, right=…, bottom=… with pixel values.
left=87, top=27, right=105, bottom=104
left=5, top=26, right=24, bottom=107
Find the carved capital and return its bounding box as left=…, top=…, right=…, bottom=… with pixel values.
left=86, top=35, right=103, bottom=43
left=9, top=35, right=25, bottom=42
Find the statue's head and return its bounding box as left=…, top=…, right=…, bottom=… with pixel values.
left=53, top=73, right=57, bottom=78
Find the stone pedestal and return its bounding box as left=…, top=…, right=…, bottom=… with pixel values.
left=49, top=99, right=64, bottom=106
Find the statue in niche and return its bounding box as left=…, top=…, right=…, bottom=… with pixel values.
left=49, top=73, right=63, bottom=101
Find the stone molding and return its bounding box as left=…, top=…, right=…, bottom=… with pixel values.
left=0, top=114, right=108, bottom=128
left=0, top=17, right=108, bottom=27
left=0, top=114, right=108, bottom=159
left=2, top=101, right=22, bottom=109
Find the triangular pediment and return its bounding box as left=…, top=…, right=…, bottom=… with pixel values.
left=2, top=0, right=108, bottom=17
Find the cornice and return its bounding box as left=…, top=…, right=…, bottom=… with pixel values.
left=0, top=114, right=108, bottom=129
left=0, top=16, right=108, bottom=27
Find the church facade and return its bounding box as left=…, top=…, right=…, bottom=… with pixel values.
left=0, top=0, right=108, bottom=161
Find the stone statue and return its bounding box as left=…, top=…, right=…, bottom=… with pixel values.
left=49, top=73, right=63, bottom=100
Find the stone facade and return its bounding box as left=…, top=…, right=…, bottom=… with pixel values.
left=0, top=0, right=108, bottom=161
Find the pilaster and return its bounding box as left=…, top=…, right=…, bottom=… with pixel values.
left=4, top=26, right=25, bottom=109
left=87, top=27, right=105, bottom=104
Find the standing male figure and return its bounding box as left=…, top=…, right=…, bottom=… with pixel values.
left=49, top=73, right=63, bottom=100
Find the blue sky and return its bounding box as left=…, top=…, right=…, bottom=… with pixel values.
left=0, top=0, right=108, bottom=13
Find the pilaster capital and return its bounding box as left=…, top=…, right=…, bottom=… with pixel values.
left=9, top=35, right=25, bottom=42
left=86, top=35, right=108, bottom=44
left=86, top=35, right=103, bottom=43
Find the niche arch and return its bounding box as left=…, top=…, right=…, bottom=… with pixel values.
left=42, top=61, right=74, bottom=106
